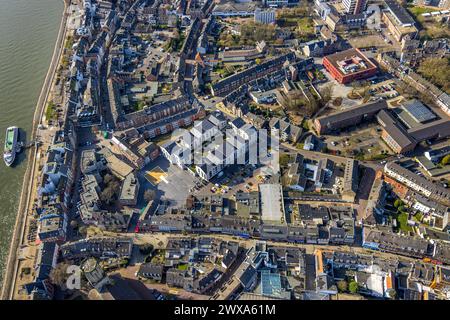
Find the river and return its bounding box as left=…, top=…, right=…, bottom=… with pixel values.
left=0, top=0, right=63, bottom=285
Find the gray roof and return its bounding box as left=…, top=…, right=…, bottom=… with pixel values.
left=316, top=100, right=388, bottom=128
left=298, top=204, right=329, bottom=222
left=364, top=227, right=432, bottom=257
left=377, top=110, right=416, bottom=149
left=211, top=52, right=295, bottom=94
left=161, top=141, right=178, bottom=154
left=231, top=117, right=246, bottom=129
left=192, top=119, right=216, bottom=134
left=384, top=0, right=415, bottom=26
left=138, top=263, right=164, bottom=276
left=407, top=118, right=450, bottom=142
left=260, top=184, right=284, bottom=223
left=385, top=162, right=450, bottom=204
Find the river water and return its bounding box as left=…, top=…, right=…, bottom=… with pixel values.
left=0, top=0, right=63, bottom=285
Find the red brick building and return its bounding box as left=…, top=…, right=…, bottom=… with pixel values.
left=323, top=48, right=378, bottom=84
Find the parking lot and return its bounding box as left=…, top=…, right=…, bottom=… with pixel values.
left=138, top=154, right=278, bottom=209
left=324, top=123, right=391, bottom=160
left=199, top=164, right=268, bottom=196
left=139, top=156, right=200, bottom=208
left=368, top=79, right=400, bottom=100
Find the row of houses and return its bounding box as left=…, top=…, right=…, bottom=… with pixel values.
left=362, top=227, right=450, bottom=266
left=212, top=242, right=306, bottom=300
left=67, top=1, right=122, bottom=128
left=383, top=161, right=450, bottom=207
left=137, top=237, right=240, bottom=294
left=317, top=248, right=450, bottom=300
left=60, top=236, right=133, bottom=261
left=377, top=53, right=450, bottom=117
left=136, top=206, right=356, bottom=246
left=211, top=52, right=297, bottom=96
left=24, top=0, right=144, bottom=300
left=35, top=131, right=79, bottom=244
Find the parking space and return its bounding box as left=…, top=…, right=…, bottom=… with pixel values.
left=324, top=124, right=392, bottom=160
left=139, top=156, right=277, bottom=208
left=368, top=79, right=400, bottom=100
left=140, top=156, right=200, bottom=208
left=195, top=164, right=275, bottom=196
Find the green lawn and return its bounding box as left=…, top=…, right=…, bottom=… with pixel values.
left=369, top=153, right=389, bottom=161
left=177, top=263, right=188, bottom=271
left=413, top=213, right=423, bottom=223
left=150, top=250, right=165, bottom=264
left=215, top=67, right=233, bottom=78
left=297, top=17, right=315, bottom=40
left=45, top=102, right=57, bottom=121
left=397, top=212, right=413, bottom=232
left=277, top=17, right=298, bottom=27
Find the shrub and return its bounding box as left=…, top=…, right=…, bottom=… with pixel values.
left=349, top=281, right=359, bottom=294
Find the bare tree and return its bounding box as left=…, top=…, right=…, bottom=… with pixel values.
left=305, top=96, right=320, bottom=117
left=337, top=280, right=348, bottom=292
left=320, top=83, right=335, bottom=105
left=144, top=189, right=156, bottom=202
left=49, top=262, right=70, bottom=287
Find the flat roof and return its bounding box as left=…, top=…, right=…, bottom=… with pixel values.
left=213, top=0, right=258, bottom=14
left=120, top=173, right=139, bottom=201
left=324, top=48, right=377, bottom=76
left=260, top=184, right=284, bottom=223
left=261, top=271, right=283, bottom=298
left=402, top=100, right=436, bottom=123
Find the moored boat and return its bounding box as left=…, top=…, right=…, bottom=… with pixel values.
left=4, top=126, right=19, bottom=167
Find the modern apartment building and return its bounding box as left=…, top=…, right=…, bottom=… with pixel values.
left=342, top=0, right=366, bottom=14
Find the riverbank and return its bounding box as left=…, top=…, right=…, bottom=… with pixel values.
left=1, top=0, right=69, bottom=300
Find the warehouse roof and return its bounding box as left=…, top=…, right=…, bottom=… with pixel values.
left=316, top=100, right=388, bottom=127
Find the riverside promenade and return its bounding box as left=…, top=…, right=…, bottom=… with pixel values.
left=1, top=0, right=70, bottom=300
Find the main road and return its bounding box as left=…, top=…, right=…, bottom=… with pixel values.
left=125, top=232, right=421, bottom=264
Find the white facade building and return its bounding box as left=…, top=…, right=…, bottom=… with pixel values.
left=254, top=8, right=276, bottom=24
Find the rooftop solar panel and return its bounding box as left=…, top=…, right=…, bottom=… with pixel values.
left=402, top=100, right=437, bottom=123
